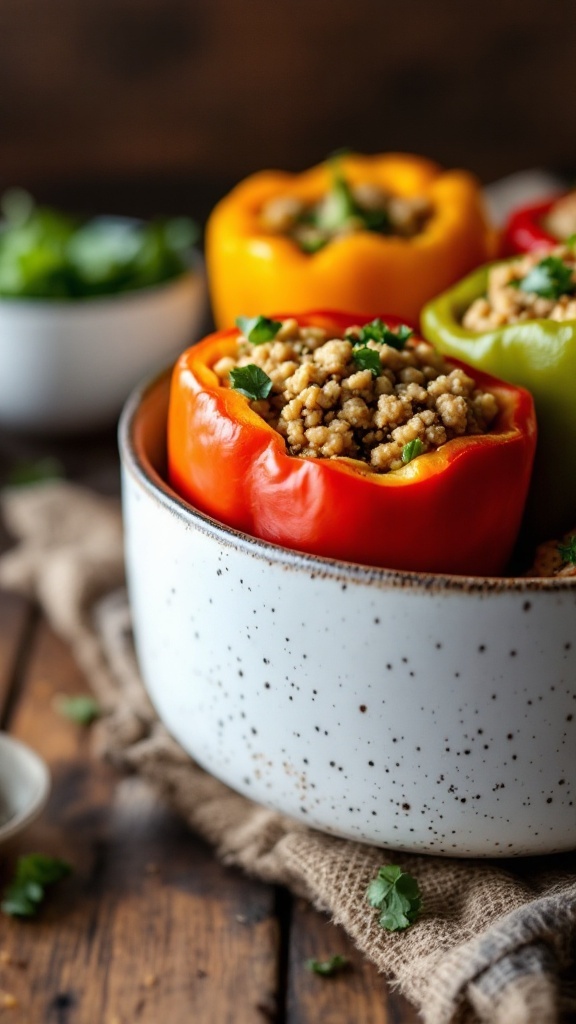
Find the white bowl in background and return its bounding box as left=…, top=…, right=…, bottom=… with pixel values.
left=0, top=733, right=51, bottom=843
left=119, top=369, right=576, bottom=858
left=0, top=252, right=206, bottom=434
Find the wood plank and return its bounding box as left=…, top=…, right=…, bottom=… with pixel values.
left=0, top=620, right=280, bottom=1023
left=287, top=897, right=422, bottom=1024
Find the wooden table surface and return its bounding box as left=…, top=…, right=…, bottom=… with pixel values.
left=0, top=428, right=422, bottom=1024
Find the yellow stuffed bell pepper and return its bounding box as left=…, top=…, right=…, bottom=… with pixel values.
left=206, top=153, right=495, bottom=328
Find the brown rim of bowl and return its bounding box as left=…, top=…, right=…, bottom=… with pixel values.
left=118, top=365, right=576, bottom=595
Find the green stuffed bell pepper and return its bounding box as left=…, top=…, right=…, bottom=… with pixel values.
left=421, top=245, right=576, bottom=543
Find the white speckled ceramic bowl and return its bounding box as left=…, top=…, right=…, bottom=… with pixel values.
left=0, top=251, right=206, bottom=434
left=119, top=369, right=576, bottom=858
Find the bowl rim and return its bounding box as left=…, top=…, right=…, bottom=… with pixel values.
left=118, top=365, right=576, bottom=595
left=0, top=248, right=204, bottom=311
left=0, top=733, right=51, bottom=844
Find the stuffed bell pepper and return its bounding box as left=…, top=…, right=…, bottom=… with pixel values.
left=206, top=154, right=495, bottom=328
left=422, top=243, right=576, bottom=541
left=502, top=189, right=576, bottom=255
left=168, top=310, right=535, bottom=576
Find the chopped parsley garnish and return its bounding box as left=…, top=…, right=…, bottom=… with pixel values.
left=315, top=163, right=358, bottom=234
left=306, top=954, right=349, bottom=977
left=352, top=346, right=381, bottom=376
left=557, top=534, right=576, bottom=566
left=296, top=159, right=393, bottom=249
left=229, top=364, right=273, bottom=401
left=235, top=315, right=282, bottom=345
left=366, top=864, right=422, bottom=932
left=354, top=319, right=413, bottom=350
left=402, top=439, right=424, bottom=464
left=512, top=256, right=575, bottom=301
left=2, top=854, right=71, bottom=918
left=54, top=694, right=101, bottom=726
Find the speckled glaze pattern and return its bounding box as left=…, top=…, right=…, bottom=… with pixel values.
left=119, top=371, right=576, bottom=858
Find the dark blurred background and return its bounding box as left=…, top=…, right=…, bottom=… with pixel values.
left=0, top=0, right=574, bottom=224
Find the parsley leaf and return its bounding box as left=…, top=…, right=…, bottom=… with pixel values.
left=229, top=364, right=273, bottom=401
left=2, top=854, right=71, bottom=918
left=54, top=694, right=101, bottom=726
left=315, top=162, right=358, bottom=233
left=306, top=954, right=349, bottom=977
left=366, top=864, right=422, bottom=932
left=402, top=438, right=424, bottom=464
left=558, top=535, right=576, bottom=566
left=352, top=346, right=381, bottom=376
left=512, top=256, right=575, bottom=300
left=235, top=315, right=282, bottom=345
left=355, top=319, right=414, bottom=350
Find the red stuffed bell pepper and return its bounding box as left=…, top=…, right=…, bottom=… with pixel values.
left=502, top=190, right=576, bottom=255
left=168, top=311, right=536, bottom=576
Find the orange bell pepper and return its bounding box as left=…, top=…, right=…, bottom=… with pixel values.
left=167, top=311, right=536, bottom=576
left=206, top=154, right=496, bottom=328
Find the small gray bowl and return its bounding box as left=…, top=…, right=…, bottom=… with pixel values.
left=0, top=734, right=51, bottom=843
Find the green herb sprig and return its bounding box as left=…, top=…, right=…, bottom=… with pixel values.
left=353, top=319, right=414, bottom=351
left=558, top=535, right=576, bottom=566
left=2, top=854, right=71, bottom=918
left=352, top=346, right=381, bottom=376
left=402, top=439, right=424, bottom=464
left=235, top=315, right=282, bottom=345
left=229, top=364, right=273, bottom=401
left=512, top=256, right=575, bottom=301
left=366, top=864, right=422, bottom=932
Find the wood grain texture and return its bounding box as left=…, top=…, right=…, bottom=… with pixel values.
left=0, top=621, right=281, bottom=1024
left=0, top=0, right=573, bottom=192
left=287, top=897, right=421, bottom=1024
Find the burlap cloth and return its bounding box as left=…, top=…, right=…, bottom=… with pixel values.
left=1, top=481, right=575, bottom=1024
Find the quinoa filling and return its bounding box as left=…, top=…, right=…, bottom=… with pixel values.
left=213, top=317, right=499, bottom=473
left=259, top=167, right=432, bottom=253
left=463, top=245, right=576, bottom=331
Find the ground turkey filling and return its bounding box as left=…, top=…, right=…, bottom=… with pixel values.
left=213, top=318, right=499, bottom=473
left=463, top=245, right=576, bottom=330
left=260, top=183, right=432, bottom=253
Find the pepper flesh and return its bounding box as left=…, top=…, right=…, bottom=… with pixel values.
left=168, top=311, right=535, bottom=576
left=206, top=154, right=496, bottom=328
left=501, top=195, right=562, bottom=255
left=421, top=266, right=575, bottom=541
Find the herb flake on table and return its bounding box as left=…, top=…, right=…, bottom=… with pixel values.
left=53, top=694, right=101, bottom=726
left=5, top=457, right=64, bottom=488
left=366, top=864, right=422, bottom=931
left=1, top=854, right=71, bottom=918
left=306, top=954, right=349, bottom=977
